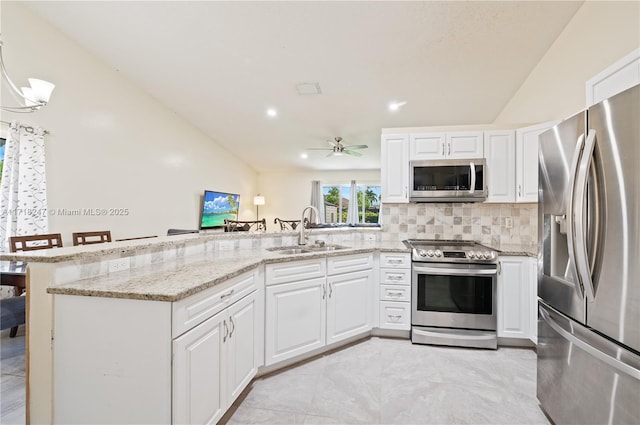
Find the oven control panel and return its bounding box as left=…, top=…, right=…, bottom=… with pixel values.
left=409, top=240, right=497, bottom=264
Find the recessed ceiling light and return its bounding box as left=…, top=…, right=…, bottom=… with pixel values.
left=296, top=83, right=321, bottom=95
left=388, top=101, right=407, bottom=111
left=266, top=108, right=278, bottom=118
left=300, top=153, right=308, bottom=159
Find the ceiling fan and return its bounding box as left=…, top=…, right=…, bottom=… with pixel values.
left=307, top=137, right=368, bottom=157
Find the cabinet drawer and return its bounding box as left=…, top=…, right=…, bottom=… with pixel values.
left=379, top=301, right=411, bottom=330
left=380, top=252, right=411, bottom=269
left=379, top=268, right=410, bottom=285
left=380, top=284, right=411, bottom=302
left=173, top=269, right=257, bottom=337
left=266, top=259, right=326, bottom=286
left=327, top=253, right=373, bottom=276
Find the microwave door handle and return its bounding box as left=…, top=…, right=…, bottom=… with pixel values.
left=573, top=129, right=597, bottom=301
left=469, top=162, right=476, bottom=194
left=566, top=133, right=586, bottom=300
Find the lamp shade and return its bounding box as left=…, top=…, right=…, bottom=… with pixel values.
left=253, top=195, right=265, bottom=206
left=28, top=78, right=55, bottom=103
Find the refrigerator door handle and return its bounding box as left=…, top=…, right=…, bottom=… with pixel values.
left=573, top=129, right=597, bottom=301
left=469, top=162, right=476, bottom=194
left=566, top=133, right=586, bottom=300
left=540, top=304, right=640, bottom=380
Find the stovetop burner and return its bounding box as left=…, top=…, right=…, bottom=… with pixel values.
left=404, top=239, right=498, bottom=263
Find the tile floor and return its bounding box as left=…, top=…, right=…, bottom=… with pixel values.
left=0, top=332, right=550, bottom=425
left=0, top=327, right=26, bottom=425
left=223, top=337, right=550, bottom=425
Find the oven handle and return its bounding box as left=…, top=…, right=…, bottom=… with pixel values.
left=412, top=265, right=497, bottom=276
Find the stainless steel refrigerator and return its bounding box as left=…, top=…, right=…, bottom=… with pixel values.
left=537, top=83, right=640, bottom=424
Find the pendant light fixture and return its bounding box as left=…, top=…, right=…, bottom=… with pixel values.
left=0, top=37, right=55, bottom=113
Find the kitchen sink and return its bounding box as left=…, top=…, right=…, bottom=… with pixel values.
left=266, top=244, right=350, bottom=255
left=303, top=244, right=350, bottom=251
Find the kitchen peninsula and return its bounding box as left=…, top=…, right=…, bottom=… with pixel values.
left=0, top=228, right=535, bottom=423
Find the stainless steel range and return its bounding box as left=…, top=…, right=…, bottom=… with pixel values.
left=405, top=239, right=498, bottom=349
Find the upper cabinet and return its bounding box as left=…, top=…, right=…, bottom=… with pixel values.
left=484, top=130, right=516, bottom=203
left=586, top=48, right=640, bottom=106
left=381, top=134, right=409, bottom=203
left=515, top=121, right=559, bottom=203
left=409, top=131, right=483, bottom=160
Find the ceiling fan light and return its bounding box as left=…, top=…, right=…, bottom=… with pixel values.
left=28, top=78, right=55, bottom=103
left=388, top=101, right=407, bottom=111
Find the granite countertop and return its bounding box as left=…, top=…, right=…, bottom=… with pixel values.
left=491, top=242, right=538, bottom=257
left=46, top=241, right=409, bottom=302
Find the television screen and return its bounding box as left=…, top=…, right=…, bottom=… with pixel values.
left=200, top=190, right=240, bottom=229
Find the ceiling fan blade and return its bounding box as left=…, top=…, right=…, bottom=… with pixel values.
left=342, top=144, right=368, bottom=150
left=344, top=150, right=362, bottom=157
left=327, top=139, right=338, bottom=147
left=307, top=147, right=332, bottom=150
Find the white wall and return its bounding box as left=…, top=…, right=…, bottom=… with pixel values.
left=257, top=170, right=380, bottom=229
left=494, top=1, right=640, bottom=124
left=1, top=3, right=258, bottom=244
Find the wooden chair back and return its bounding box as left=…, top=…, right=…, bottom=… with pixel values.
left=9, top=233, right=63, bottom=252
left=273, top=218, right=302, bottom=231
left=224, top=219, right=267, bottom=232
left=72, top=231, right=112, bottom=246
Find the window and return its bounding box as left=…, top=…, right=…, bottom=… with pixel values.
left=322, top=184, right=381, bottom=224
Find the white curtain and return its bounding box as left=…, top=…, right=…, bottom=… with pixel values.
left=347, top=180, right=359, bottom=224
left=0, top=121, right=49, bottom=252
left=310, top=180, right=325, bottom=224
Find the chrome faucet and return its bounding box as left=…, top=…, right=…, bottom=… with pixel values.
left=299, top=205, right=320, bottom=245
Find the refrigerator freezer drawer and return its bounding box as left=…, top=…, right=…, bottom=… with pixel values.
left=537, top=301, right=640, bottom=425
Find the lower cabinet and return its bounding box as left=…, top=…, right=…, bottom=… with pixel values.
left=497, top=256, right=536, bottom=342
left=378, top=252, right=412, bottom=331
left=265, top=254, right=373, bottom=366
left=173, top=292, right=258, bottom=424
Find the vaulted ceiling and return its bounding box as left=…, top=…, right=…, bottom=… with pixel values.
left=24, top=1, right=583, bottom=172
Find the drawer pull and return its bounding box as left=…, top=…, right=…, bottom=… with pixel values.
left=221, top=289, right=235, bottom=300
left=387, top=291, right=405, bottom=297
left=388, top=275, right=404, bottom=281
left=388, top=314, right=402, bottom=322
left=388, top=259, right=403, bottom=264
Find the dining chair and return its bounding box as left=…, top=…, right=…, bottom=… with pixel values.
left=273, top=218, right=302, bottom=231
left=9, top=233, right=63, bottom=252
left=224, top=219, right=266, bottom=232
left=72, top=230, right=112, bottom=246
left=7, top=232, right=63, bottom=337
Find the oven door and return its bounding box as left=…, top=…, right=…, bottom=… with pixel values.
left=412, top=263, right=497, bottom=331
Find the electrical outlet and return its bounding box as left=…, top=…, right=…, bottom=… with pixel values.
left=504, top=217, right=513, bottom=229
left=109, top=257, right=131, bottom=273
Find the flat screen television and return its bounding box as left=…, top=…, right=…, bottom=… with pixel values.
left=200, top=190, right=240, bottom=229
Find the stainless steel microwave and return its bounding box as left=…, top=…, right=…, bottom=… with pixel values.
left=409, top=159, right=487, bottom=202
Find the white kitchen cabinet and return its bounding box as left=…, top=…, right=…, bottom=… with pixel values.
left=484, top=130, right=516, bottom=203
left=173, top=310, right=226, bottom=425
left=409, top=132, right=446, bottom=160
left=586, top=48, right=640, bottom=106
left=409, top=131, right=483, bottom=160
left=265, top=254, right=373, bottom=366
left=173, top=289, right=259, bottom=424
left=265, top=277, right=326, bottom=366
left=516, top=121, right=558, bottom=202
left=497, top=256, right=535, bottom=340
left=381, top=133, right=409, bottom=203
left=326, top=269, right=373, bottom=344
left=446, top=132, right=484, bottom=159
left=378, top=252, right=411, bottom=331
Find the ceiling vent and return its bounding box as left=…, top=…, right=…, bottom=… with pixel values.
left=295, top=82, right=321, bottom=95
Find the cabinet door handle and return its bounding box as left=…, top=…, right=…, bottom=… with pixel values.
left=518, top=184, right=522, bottom=198
left=498, top=261, right=502, bottom=275
left=223, top=320, right=228, bottom=343
left=329, top=283, right=333, bottom=298
left=448, top=143, right=451, bottom=156
left=229, top=316, right=235, bottom=338
left=442, top=142, right=445, bottom=156
left=322, top=283, right=326, bottom=299
left=221, top=289, right=235, bottom=300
